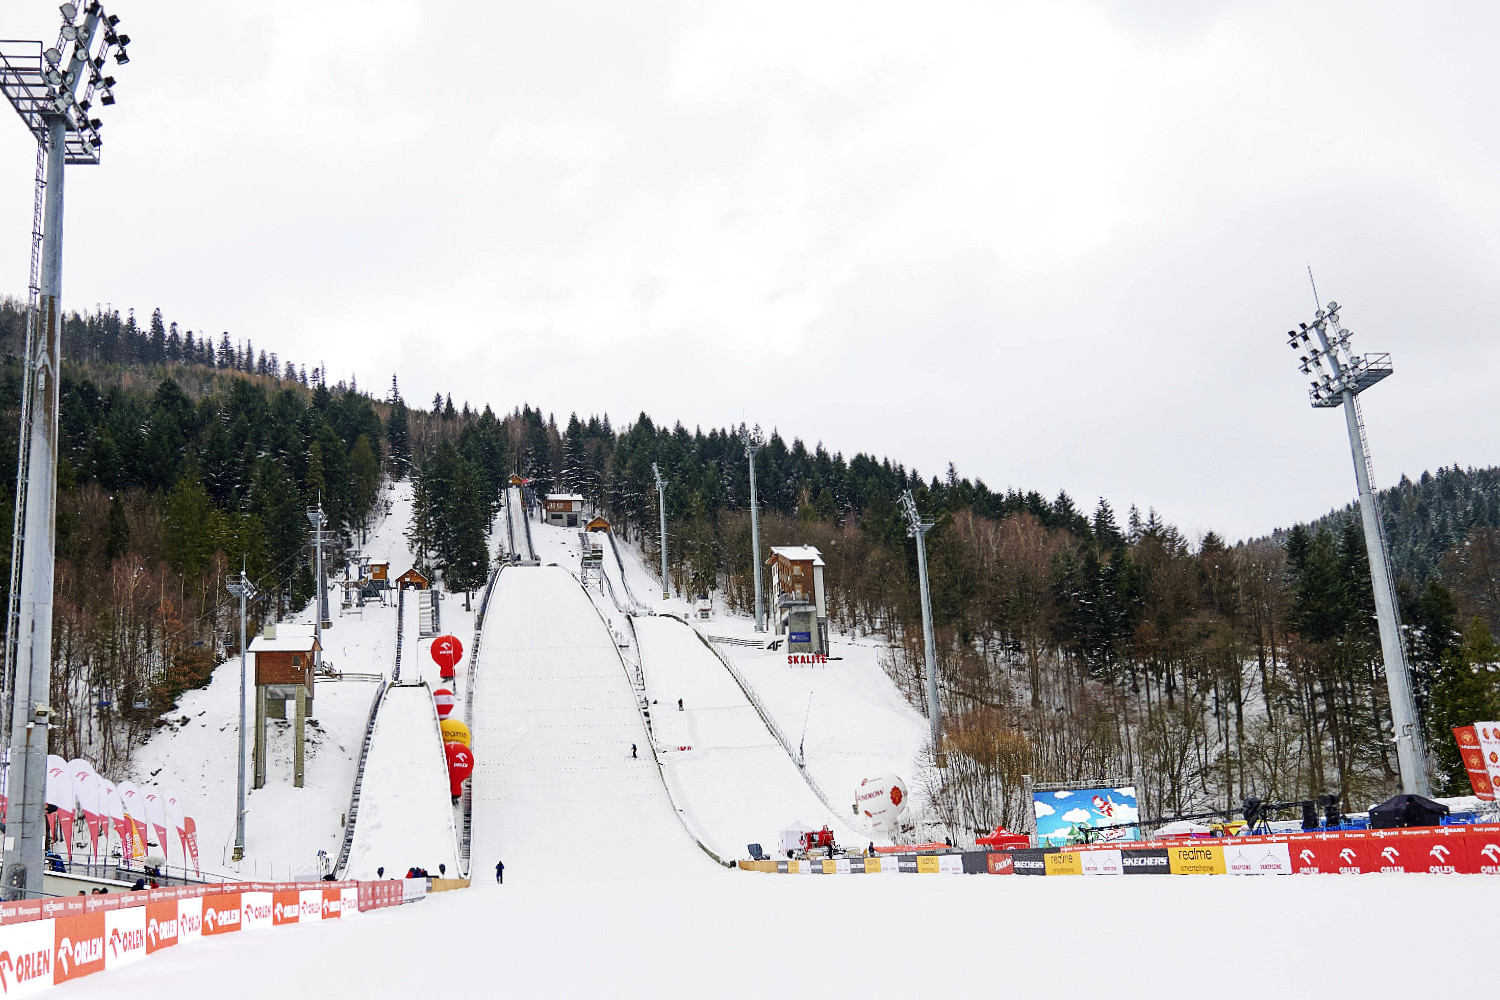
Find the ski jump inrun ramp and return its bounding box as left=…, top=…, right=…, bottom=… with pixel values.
left=468, top=567, right=703, bottom=876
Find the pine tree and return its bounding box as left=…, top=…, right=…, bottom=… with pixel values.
left=386, top=397, right=411, bottom=475
left=444, top=458, right=491, bottom=609
left=106, top=492, right=130, bottom=561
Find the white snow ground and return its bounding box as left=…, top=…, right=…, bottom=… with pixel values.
left=633, top=614, right=856, bottom=859
left=468, top=565, right=708, bottom=876
left=342, top=684, right=460, bottom=879
left=67, top=870, right=1500, bottom=1000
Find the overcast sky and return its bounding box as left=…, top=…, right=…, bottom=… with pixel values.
left=2, top=1, right=1496, bottom=541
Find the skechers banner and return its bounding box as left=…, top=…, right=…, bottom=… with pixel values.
left=1121, top=849, right=1170, bottom=874
left=1010, top=849, right=1052, bottom=875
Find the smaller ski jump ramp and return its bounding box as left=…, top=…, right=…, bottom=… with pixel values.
left=343, top=683, right=460, bottom=879
left=634, top=616, right=854, bottom=860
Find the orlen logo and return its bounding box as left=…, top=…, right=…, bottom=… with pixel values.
left=1379, top=845, right=1405, bottom=871
left=0, top=948, right=52, bottom=991
left=1428, top=844, right=1456, bottom=874
left=147, top=917, right=177, bottom=948
left=110, top=926, right=145, bottom=958
left=57, top=934, right=103, bottom=977
left=322, top=896, right=340, bottom=917
left=1478, top=842, right=1500, bottom=874
left=178, top=910, right=202, bottom=936
left=245, top=900, right=272, bottom=922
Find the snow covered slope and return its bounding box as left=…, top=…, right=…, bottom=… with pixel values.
left=468, top=566, right=706, bottom=879
left=343, top=684, right=460, bottom=879
left=634, top=615, right=854, bottom=858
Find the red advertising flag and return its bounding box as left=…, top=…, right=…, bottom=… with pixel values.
left=183, top=816, right=202, bottom=876
left=1472, top=722, right=1500, bottom=797
left=1453, top=726, right=1496, bottom=801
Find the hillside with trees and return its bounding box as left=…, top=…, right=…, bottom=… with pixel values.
left=2, top=298, right=1495, bottom=830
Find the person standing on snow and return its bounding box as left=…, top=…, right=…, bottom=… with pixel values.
left=631, top=743, right=637, bottom=758
left=495, top=860, right=505, bottom=884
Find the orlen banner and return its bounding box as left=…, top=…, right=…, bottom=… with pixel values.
left=53, top=913, right=106, bottom=986
left=105, top=906, right=147, bottom=968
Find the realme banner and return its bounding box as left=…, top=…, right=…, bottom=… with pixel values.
left=1166, top=844, right=1225, bottom=875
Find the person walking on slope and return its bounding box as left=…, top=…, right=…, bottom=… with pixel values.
left=495, top=860, right=505, bottom=884
left=631, top=743, right=637, bottom=758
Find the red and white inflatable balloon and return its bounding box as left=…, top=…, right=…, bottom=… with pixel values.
left=445, top=742, right=474, bottom=798
left=433, top=688, right=456, bottom=718
left=430, top=635, right=463, bottom=679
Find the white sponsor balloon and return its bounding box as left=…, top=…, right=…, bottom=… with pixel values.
left=853, top=774, right=908, bottom=834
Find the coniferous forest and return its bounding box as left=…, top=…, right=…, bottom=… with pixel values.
left=2, top=299, right=1497, bottom=831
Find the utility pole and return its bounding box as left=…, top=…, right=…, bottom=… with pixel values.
left=652, top=463, right=669, bottom=600
left=900, top=491, right=944, bottom=768
left=1285, top=298, right=1430, bottom=796
left=307, top=500, right=327, bottom=673
left=1, top=4, right=130, bottom=900
left=226, top=565, right=257, bottom=862
left=742, top=426, right=765, bottom=632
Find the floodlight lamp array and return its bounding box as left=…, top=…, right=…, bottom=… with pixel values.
left=0, top=1, right=132, bottom=162
left=1285, top=300, right=1392, bottom=409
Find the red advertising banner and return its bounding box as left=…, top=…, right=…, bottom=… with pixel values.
left=273, top=890, right=300, bottom=926
left=145, top=900, right=179, bottom=954
left=53, top=912, right=106, bottom=985
left=322, top=887, right=343, bottom=919
left=986, top=852, right=1015, bottom=874
left=201, top=892, right=242, bottom=936
left=1463, top=829, right=1500, bottom=874
left=1455, top=725, right=1496, bottom=800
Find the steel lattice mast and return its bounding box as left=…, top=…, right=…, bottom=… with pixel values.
left=652, top=463, right=668, bottom=600
left=742, top=425, right=765, bottom=632
left=1286, top=299, right=1430, bottom=797
left=900, top=490, right=944, bottom=768
left=1, top=1, right=132, bottom=900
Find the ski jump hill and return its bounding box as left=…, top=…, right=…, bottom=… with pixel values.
left=468, top=566, right=705, bottom=876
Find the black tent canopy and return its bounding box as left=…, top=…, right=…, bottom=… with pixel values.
left=1368, top=794, right=1450, bottom=829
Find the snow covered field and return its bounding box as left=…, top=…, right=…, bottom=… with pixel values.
left=68, top=869, right=1500, bottom=1000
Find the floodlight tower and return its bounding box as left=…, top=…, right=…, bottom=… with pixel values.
left=1, top=2, right=131, bottom=900
left=308, top=500, right=327, bottom=671
left=1285, top=299, right=1430, bottom=796
left=652, top=463, right=669, bottom=600
left=226, top=566, right=257, bottom=862
left=900, top=491, right=944, bottom=768
left=742, top=425, right=765, bottom=632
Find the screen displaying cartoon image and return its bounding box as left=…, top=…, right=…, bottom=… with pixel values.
left=1032, top=786, right=1141, bottom=846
